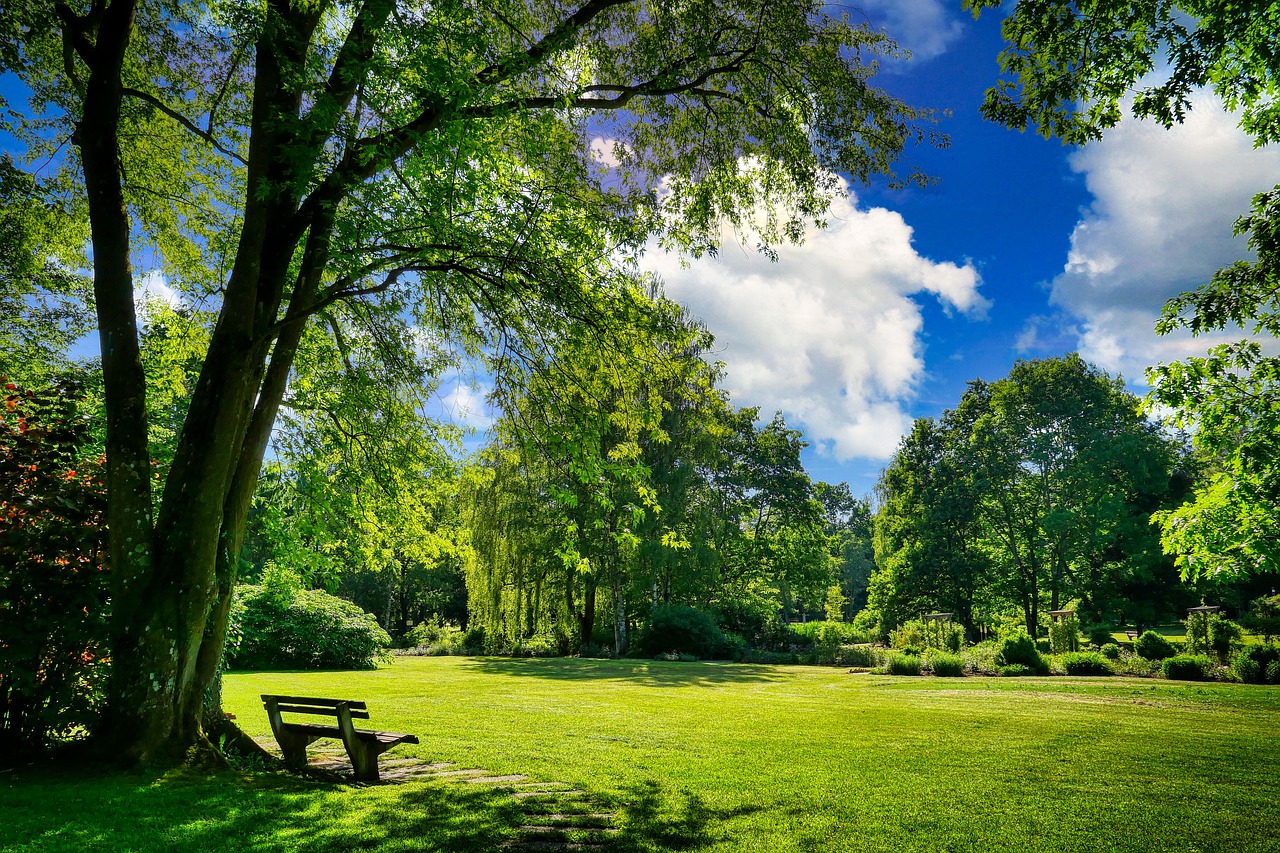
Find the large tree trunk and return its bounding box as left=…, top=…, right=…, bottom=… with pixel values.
left=70, top=0, right=184, bottom=764
left=196, top=214, right=334, bottom=736
left=94, top=1, right=327, bottom=762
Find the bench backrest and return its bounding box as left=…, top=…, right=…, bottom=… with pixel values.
left=261, top=694, right=371, bottom=720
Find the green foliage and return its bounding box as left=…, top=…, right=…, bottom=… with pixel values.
left=874, top=356, right=1179, bottom=641
left=1231, top=647, right=1280, bottom=685
left=994, top=633, right=1048, bottom=674
left=823, top=585, right=848, bottom=622
left=1184, top=612, right=1241, bottom=660
left=401, top=618, right=474, bottom=656
left=836, top=645, right=880, bottom=669
left=883, top=653, right=923, bottom=676
left=889, top=621, right=926, bottom=650
left=228, top=583, right=392, bottom=671
left=998, top=664, right=1034, bottom=677
left=1135, top=631, right=1178, bottom=661
left=1228, top=645, right=1280, bottom=686
left=0, top=158, right=92, bottom=385
left=1101, top=643, right=1122, bottom=660
left=1060, top=652, right=1113, bottom=677
left=1210, top=618, right=1243, bottom=659
left=787, top=620, right=868, bottom=648
left=927, top=652, right=966, bottom=677
left=638, top=605, right=724, bottom=660
left=966, top=0, right=1280, bottom=146
left=1162, top=655, right=1216, bottom=682
left=1084, top=623, right=1116, bottom=648
left=1049, top=613, right=1080, bottom=654
left=0, top=379, right=108, bottom=752
left=1242, top=595, right=1280, bottom=644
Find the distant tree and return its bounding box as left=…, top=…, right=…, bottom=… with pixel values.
left=871, top=356, right=1179, bottom=637
left=871, top=414, right=989, bottom=635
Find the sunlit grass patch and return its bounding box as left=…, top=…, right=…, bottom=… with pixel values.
left=5, top=657, right=1280, bottom=852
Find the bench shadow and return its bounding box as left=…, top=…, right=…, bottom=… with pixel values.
left=460, top=656, right=783, bottom=687
left=2, top=762, right=745, bottom=852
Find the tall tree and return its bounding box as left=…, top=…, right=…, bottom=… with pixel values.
left=3, top=0, right=937, bottom=762
left=871, top=413, right=989, bottom=634
left=871, top=356, right=1178, bottom=636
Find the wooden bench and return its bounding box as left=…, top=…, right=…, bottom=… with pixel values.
left=262, top=694, right=419, bottom=782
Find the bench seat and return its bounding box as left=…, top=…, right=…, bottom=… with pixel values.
left=262, top=695, right=419, bottom=781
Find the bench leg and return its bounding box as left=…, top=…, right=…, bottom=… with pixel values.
left=277, top=729, right=312, bottom=770
left=344, top=740, right=382, bottom=782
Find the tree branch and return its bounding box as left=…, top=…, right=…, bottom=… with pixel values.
left=122, top=87, right=248, bottom=165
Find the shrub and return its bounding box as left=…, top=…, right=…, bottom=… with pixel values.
left=889, top=621, right=927, bottom=651
left=928, top=652, right=965, bottom=677
left=836, top=644, right=879, bottom=668
left=999, top=664, right=1033, bottom=677
left=1083, top=623, right=1115, bottom=648
left=890, top=618, right=962, bottom=652
left=1209, top=618, right=1242, bottom=660
left=1134, top=630, right=1177, bottom=661
left=1162, top=654, right=1215, bottom=681
left=995, top=632, right=1046, bottom=673
left=638, top=604, right=724, bottom=659
left=228, top=583, right=392, bottom=670
left=1269, top=661, right=1280, bottom=685
left=714, top=631, right=749, bottom=661
left=963, top=639, right=1001, bottom=675
left=1061, top=651, right=1113, bottom=676
left=738, top=649, right=799, bottom=665
left=403, top=617, right=475, bottom=655
left=0, top=378, right=110, bottom=753
left=1100, top=643, right=1121, bottom=660
left=788, top=620, right=868, bottom=648
left=1035, top=638, right=1051, bottom=654
left=884, top=653, right=922, bottom=676
left=1231, top=655, right=1262, bottom=684
left=1230, top=646, right=1280, bottom=684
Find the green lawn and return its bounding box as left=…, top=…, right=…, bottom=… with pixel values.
left=4, top=657, right=1280, bottom=851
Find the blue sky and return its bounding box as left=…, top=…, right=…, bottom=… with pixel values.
left=645, top=2, right=1280, bottom=493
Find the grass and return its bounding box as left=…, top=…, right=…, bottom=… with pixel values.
left=4, top=657, right=1280, bottom=851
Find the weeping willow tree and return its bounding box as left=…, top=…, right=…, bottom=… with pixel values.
left=463, top=280, right=725, bottom=653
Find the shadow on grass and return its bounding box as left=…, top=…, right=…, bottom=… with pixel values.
left=0, top=762, right=749, bottom=853
left=615, top=779, right=763, bottom=852
left=461, top=656, right=783, bottom=687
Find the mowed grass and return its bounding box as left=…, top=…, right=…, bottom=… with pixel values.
left=4, top=657, right=1280, bottom=852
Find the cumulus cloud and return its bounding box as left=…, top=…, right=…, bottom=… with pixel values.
left=855, top=0, right=964, bottom=63
left=642, top=177, right=985, bottom=462
left=1047, top=95, right=1280, bottom=382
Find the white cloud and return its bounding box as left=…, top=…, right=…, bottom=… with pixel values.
left=1047, top=94, right=1280, bottom=382
left=855, top=0, right=964, bottom=63
left=643, top=177, right=985, bottom=462
left=436, top=374, right=493, bottom=431
left=133, top=269, right=184, bottom=317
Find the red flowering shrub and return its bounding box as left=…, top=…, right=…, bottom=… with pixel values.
left=0, top=377, right=108, bottom=752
